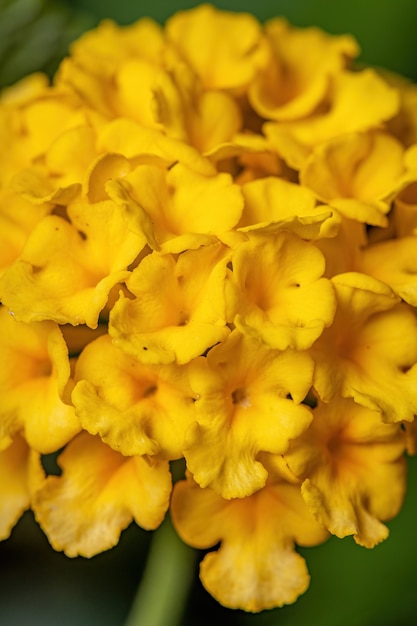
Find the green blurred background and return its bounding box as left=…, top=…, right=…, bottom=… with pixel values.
left=1, top=1, right=417, bottom=625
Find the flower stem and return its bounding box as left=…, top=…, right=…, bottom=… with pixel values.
left=124, top=515, right=197, bottom=626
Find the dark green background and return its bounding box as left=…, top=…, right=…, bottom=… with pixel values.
left=1, top=1, right=417, bottom=624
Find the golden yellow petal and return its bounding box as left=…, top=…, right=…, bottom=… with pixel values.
left=312, top=273, right=417, bottom=422
left=225, top=232, right=336, bottom=350
left=0, top=437, right=40, bottom=539
left=171, top=475, right=327, bottom=611
left=286, top=397, right=406, bottom=547
left=166, top=4, right=268, bottom=91
left=360, top=236, right=417, bottom=305
left=184, top=331, right=313, bottom=498
left=0, top=309, right=80, bottom=452
left=265, top=70, right=399, bottom=169
left=250, top=18, right=359, bottom=121
left=110, top=245, right=230, bottom=364
left=300, top=131, right=405, bottom=225
left=33, top=433, right=171, bottom=557
left=72, top=334, right=196, bottom=459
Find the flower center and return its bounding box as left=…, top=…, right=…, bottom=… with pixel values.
left=143, top=384, right=158, bottom=398
left=231, top=386, right=251, bottom=408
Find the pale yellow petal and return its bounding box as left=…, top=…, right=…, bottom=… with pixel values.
left=33, top=433, right=171, bottom=556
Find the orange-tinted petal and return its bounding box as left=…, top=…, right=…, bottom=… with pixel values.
left=171, top=472, right=327, bottom=611
left=225, top=232, right=336, bottom=350
left=32, top=432, right=172, bottom=556
left=72, top=334, right=196, bottom=459
left=0, top=308, right=80, bottom=453
left=285, top=397, right=406, bottom=547
left=312, top=272, right=417, bottom=422
left=250, top=19, right=358, bottom=121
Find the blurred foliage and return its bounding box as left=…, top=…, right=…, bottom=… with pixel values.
left=0, top=0, right=94, bottom=88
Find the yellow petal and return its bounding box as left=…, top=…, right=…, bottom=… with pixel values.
left=12, top=168, right=80, bottom=206
left=171, top=473, right=327, bottom=611
left=72, top=334, right=196, bottom=458
left=237, top=176, right=333, bottom=239
left=0, top=198, right=144, bottom=326
left=110, top=161, right=243, bottom=252
left=250, top=18, right=359, bottom=121
left=166, top=4, right=268, bottom=91
left=190, top=91, right=242, bottom=154
left=394, top=181, right=417, bottom=237
left=67, top=196, right=146, bottom=273
left=21, top=91, right=88, bottom=159
left=113, top=58, right=188, bottom=140
left=32, top=432, right=172, bottom=557
left=0, top=436, right=44, bottom=539
left=300, top=131, right=405, bottom=225
left=110, top=244, right=230, bottom=365
left=360, top=236, right=417, bottom=305
left=240, top=176, right=316, bottom=226
left=56, top=17, right=166, bottom=119
left=314, top=214, right=366, bottom=277
left=62, top=17, right=164, bottom=74
left=0, top=309, right=80, bottom=453
left=0, top=72, right=49, bottom=105
left=312, top=272, right=417, bottom=422
left=384, top=70, right=417, bottom=147
left=184, top=331, right=313, bottom=498
left=225, top=232, right=336, bottom=350
left=0, top=189, right=50, bottom=274
left=45, top=124, right=97, bottom=188
left=265, top=70, right=399, bottom=170
left=285, top=397, right=406, bottom=547
left=97, top=118, right=216, bottom=176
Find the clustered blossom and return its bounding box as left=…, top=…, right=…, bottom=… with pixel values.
left=1, top=3, right=417, bottom=612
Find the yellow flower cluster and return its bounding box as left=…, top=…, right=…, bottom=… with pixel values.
left=1, top=3, right=417, bottom=612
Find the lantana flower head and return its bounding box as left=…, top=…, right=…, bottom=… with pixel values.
left=2, top=3, right=417, bottom=618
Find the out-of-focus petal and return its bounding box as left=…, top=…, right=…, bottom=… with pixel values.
left=166, top=4, right=268, bottom=91
left=285, top=397, right=406, bottom=547
left=0, top=436, right=44, bottom=539
left=360, top=236, right=417, bottom=305
left=312, top=272, right=417, bottom=422
left=250, top=19, right=358, bottom=121
left=300, top=131, right=406, bottom=226
left=265, top=70, right=399, bottom=170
